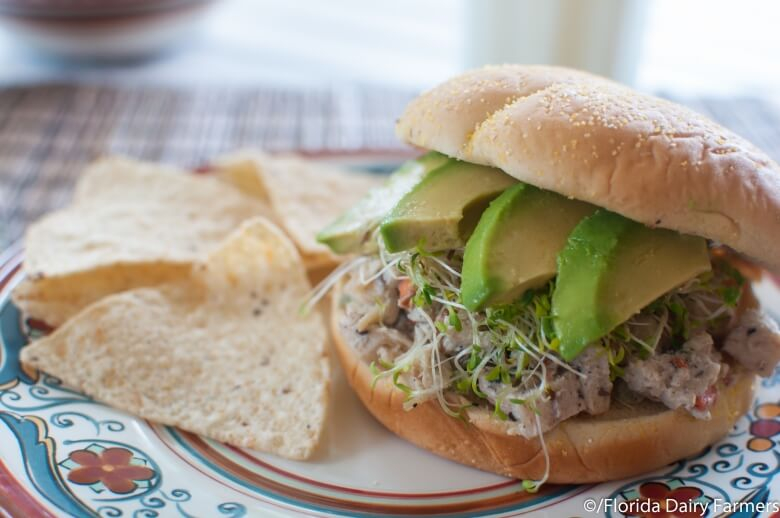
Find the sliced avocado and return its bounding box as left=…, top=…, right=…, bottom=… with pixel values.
left=316, top=152, right=451, bottom=254
left=552, top=210, right=711, bottom=361
left=461, top=184, right=596, bottom=311
left=380, top=161, right=517, bottom=253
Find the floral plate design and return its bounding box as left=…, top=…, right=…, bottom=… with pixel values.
left=1, top=161, right=780, bottom=517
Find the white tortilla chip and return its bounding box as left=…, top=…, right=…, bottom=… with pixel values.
left=213, top=150, right=382, bottom=268
left=12, top=263, right=190, bottom=328
left=14, top=156, right=270, bottom=325
left=21, top=218, right=329, bottom=460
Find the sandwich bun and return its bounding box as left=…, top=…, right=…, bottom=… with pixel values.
left=396, top=65, right=780, bottom=272
left=331, top=284, right=755, bottom=483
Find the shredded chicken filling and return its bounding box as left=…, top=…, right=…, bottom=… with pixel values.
left=337, top=245, right=779, bottom=440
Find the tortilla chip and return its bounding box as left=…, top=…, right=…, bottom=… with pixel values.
left=12, top=263, right=190, bottom=329
left=14, top=157, right=270, bottom=325
left=21, top=218, right=329, bottom=460
left=213, top=150, right=382, bottom=268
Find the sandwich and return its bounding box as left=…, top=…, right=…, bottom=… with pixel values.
left=312, top=65, right=780, bottom=487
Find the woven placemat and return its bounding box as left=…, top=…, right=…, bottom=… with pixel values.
left=1, top=84, right=779, bottom=249
left=0, top=83, right=415, bottom=248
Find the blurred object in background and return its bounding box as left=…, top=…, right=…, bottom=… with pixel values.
left=465, top=0, right=647, bottom=85
left=0, top=0, right=213, bottom=61
left=464, top=0, right=780, bottom=102
left=0, top=0, right=464, bottom=87
left=637, top=0, right=780, bottom=98
left=0, top=0, right=778, bottom=100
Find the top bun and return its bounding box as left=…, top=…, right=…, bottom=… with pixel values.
left=396, top=65, right=780, bottom=271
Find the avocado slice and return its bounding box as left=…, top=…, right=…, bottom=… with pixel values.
left=461, top=184, right=596, bottom=311
left=552, top=210, right=711, bottom=361
left=380, top=161, right=517, bottom=253
left=317, top=152, right=451, bottom=254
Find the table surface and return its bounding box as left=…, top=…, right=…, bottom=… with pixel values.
left=1, top=84, right=780, bottom=250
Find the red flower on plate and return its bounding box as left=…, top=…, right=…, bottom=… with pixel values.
left=622, top=481, right=705, bottom=518
left=66, top=447, right=155, bottom=494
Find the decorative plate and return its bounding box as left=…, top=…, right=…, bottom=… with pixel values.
left=1, top=165, right=780, bottom=517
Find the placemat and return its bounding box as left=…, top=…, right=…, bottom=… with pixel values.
left=1, top=84, right=779, bottom=250
left=0, top=83, right=415, bottom=248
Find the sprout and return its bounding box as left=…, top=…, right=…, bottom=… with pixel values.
left=521, top=412, right=551, bottom=493
left=299, top=255, right=369, bottom=315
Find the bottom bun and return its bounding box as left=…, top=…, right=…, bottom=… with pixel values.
left=330, top=286, right=756, bottom=483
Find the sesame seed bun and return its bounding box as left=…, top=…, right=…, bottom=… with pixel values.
left=331, top=283, right=756, bottom=483
left=396, top=65, right=780, bottom=272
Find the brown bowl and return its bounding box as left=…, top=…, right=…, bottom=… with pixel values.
left=0, top=0, right=214, bottom=60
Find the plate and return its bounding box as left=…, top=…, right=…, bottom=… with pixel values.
left=1, top=173, right=780, bottom=517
